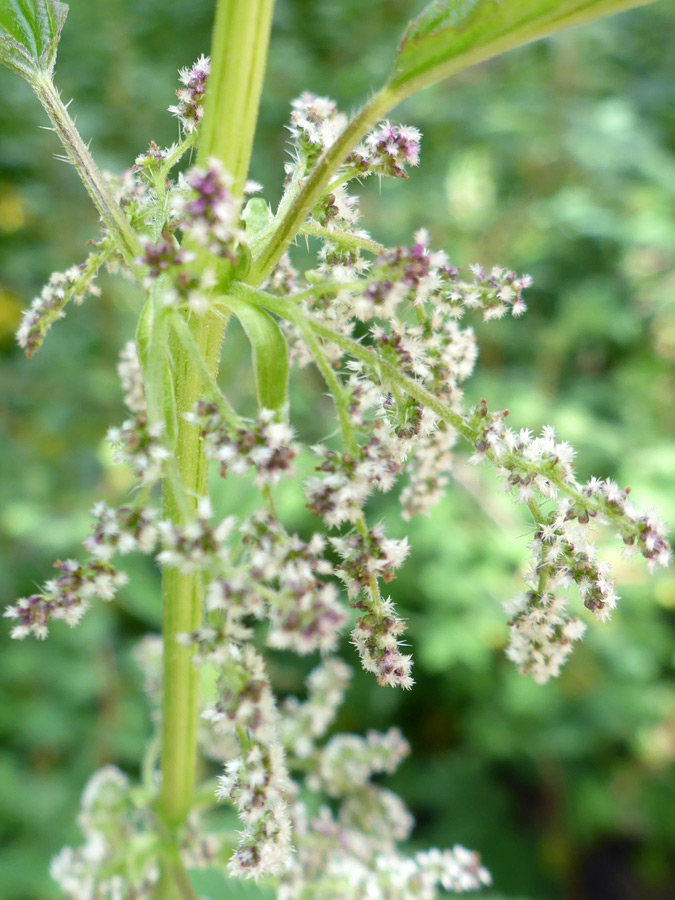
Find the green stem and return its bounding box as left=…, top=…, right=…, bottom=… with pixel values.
left=157, top=2, right=276, bottom=896
left=159, top=316, right=222, bottom=829
left=198, top=0, right=276, bottom=193
left=32, top=76, right=141, bottom=266
left=300, top=220, right=386, bottom=255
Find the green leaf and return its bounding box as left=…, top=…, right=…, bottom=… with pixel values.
left=242, top=197, right=273, bottom=239
left=221, top=296, right=290, bottom=418
left=390, top=0, right=655, bottom=97
left=136, top=290, right=178, bottom=442
left=0, top=0, right=68, bottom=80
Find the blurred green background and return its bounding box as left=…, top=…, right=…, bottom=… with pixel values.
left=1, top=2, right=674, bottom=899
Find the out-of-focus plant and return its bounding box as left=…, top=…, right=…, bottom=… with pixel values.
left=0, top=1, right=669, bottom=898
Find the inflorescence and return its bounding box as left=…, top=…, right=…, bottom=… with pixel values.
left=9, top=59, right=670, bottom=900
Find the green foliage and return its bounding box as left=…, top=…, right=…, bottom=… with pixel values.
left=222, top=296, right=290, bottom=418
left=0, top=0, right=67, bottom=80
left=391, top=0, right=657, bottom=95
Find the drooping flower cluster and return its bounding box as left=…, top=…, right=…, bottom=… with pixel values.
left=459, top=408, right=671, bottom=680
left=279, top=657, right=353, bottom=758
left=351, top=592, right=414, bottom=689
left=331, top=524, right=410, bottom=596
left=184, top=631, right=293, bottom=880
left=16, top=242, right=111, bottom=357
left=4, top=558, right=127, bottom=639
left=240, top=512, right=347, bottom=654
left=308, top=726, right=410, bottom=796
left=168, top=54, right=210, bottom=133
left=273, top=661, right=491, bottom=899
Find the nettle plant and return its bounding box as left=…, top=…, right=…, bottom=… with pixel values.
left=1, top=1, right=670, bottom=898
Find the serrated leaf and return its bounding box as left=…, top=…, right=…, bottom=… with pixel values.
left=221, top=295, right=290, bottom=418
left=0, top=0, right=68, bottom=80
left=391, top=0, right=655, bottom=96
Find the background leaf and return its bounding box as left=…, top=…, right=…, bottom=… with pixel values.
left=0, top=0, right=68, bottom=80
left=390, top=0, right=655, bottom=96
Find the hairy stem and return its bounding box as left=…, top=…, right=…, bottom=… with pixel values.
left=300, top=220, right=386, bottom=255
left=32, top=76, right=141, bottom=266
left=157, top=1, right=276, bottom=895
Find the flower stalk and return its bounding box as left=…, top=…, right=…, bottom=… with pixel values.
left=32, top=76, right=141, bottom=266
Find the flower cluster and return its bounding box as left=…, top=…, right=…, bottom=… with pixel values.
left=190, top=402, right=298, bottom=487
left=137, top=158, right=244, bottom=311
left=273, top=661, right=490, bottom=900
left=459, top=409, right=672, bottom=679
left=84, top=502, right=159, bottom=562
left=117, top=341, right=147, bottom=414
left=331, top=524, right=410, bottom=597
left=185, top=632, right=293, bottom=880
left=305, top=427, right=405, bottom=528
left=157, top=497, right=235, bottom=572
left=240, top=513, right=347, bottom=654
left=168, top=54, right=210, bottom=133
left=280, top=809, right=490, bottom=900
left=279, top=657, right=352, bottom=758
left=107, top=412, right=169, bottom=485
left=308, top=727, right=410, bottom=797
left=16, top=244, right=109, bottom=357
left=4, top=558, right=127, bottom=640
left=50, top=767, right=159, bottom=900
left=50, top=765, right=220, bottom=900
left=347, top=122, right=422, bottom=179
left=288, top=92, right=347, bottom=170
left=173, top=159, right=244, bottom=259
left=351, top=592, right=414, bottom=689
